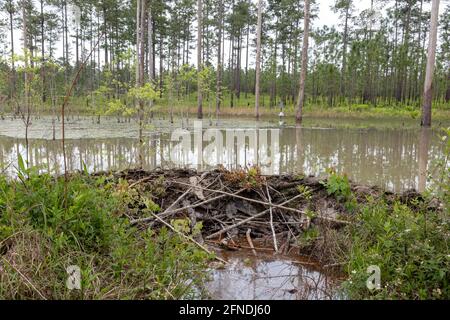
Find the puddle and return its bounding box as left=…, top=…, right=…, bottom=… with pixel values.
left=206, top=250, right=342, bottom=300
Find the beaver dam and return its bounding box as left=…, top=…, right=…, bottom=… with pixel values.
left=94, top=167, right=441, bottom=299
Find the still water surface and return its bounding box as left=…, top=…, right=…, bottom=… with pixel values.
left=207, top=251, right=341, bottom=300
left=0, top=116, right=446, bottom=192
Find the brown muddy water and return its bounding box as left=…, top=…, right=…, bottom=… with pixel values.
left=0, top=116, right=447, bottom=192
left=0, top=115, right=447, bottom=300
left=207, top=250, right=342, bottom=300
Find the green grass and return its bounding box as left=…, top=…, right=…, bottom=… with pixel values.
left=342, top=198, right=449, bottom=299
left=0, top=160, right=212, bottom=299
left=337, top=129, right=450, bottom=299
left=3, top=93, right=449, bottom=122
left=151, top=93, right=450, bottom=120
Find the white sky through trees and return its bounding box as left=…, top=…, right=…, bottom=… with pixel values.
left=1, top=0, right=448, bottom=70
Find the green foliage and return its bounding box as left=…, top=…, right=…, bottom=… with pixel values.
left=106, top=99, right=136, bottom=118
left=144, top=197, right=161, bottom=213
left=431, top=128, right=450, bottom=206
left=341, top=129, right=450, bottom=300
left=322, top=169, right=352, bottom=200
left=223, top=166, right=265, bottom=189
left=350, top=104, right=370, bottom=112
left=128, top=83, right=160, bottom=103
left=0, top=170, right=211, bottom=299
left=343, top=198, right=450, bottom=299
left=91, top=85, right=112, bottom=117
left=298, top=226, right=320, bottom=248
left=297, top=185, right=313, bottom=200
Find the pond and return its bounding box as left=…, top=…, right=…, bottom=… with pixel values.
left=0, top=115, right=447, bottom=192
left=207, top=250, right=342, bottom=300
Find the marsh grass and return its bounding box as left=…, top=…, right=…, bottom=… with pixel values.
left=0, top=162, right=212, bottom=299
left=3, top=93, right=449, bottom=122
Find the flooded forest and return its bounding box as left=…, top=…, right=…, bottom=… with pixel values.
left=0, top=0, right=449, bottom=301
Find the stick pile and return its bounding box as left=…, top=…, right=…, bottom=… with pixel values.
left=111, top=168, right=352, bottom=255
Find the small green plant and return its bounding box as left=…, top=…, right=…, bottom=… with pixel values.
left=321, top=169, right=357, bottom=211
left=223, top=166, right=265, bottom=189
left=297, top=185, right=313, bottom=200
left=144, top=197, right=161, bottom=213
left=342, top=197, right=450, bottom=300
left=298, top=226, right=320, bottom=248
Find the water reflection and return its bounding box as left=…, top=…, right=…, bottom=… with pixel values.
left=0, top=123, right=444, bottom=192
left=207, top=253, right=339, bottom=300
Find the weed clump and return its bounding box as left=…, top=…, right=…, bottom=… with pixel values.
left=222, top=166, right=265, bottom=189
left=0, top=160, right=212, bottom=299
left=339, top=129, right=450, bottom=299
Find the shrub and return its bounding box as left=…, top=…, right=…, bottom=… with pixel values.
left=0, top=168, right=211, bottom=299
left=343, top=198, right=449, bottom=299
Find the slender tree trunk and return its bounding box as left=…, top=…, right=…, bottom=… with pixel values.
left=103, top=6, right=108, bottom=67
left=270, top=26, right=278, bottom=108
left=418, top=128, right=430, bottom=192
left=340, top=3, right=350, bottom=100
left=186, top=25, right=190, bottom=65
left=139, top=2, right=146, bottom=85
left=152, top=19, right=156, bottom=80
left=421, top=0, right=440, bottom=127
left=216, top=0, right=223, bottom=117
left=136, top=0, right=146, bottom=167
left=8, top=5, right=16, bottom=102
left=255, top=0, right=263, bottom=119
left=245, top=22, right=249, bottom=99
left=61, top=6, right=66, bottom=83
left=295, top=0, right=310, bottom=124
left=236, top=33, right=241, bottom=100
left=148, top=3, right=154, bottom=82
left=64, top=2, right=69, bottom=68
left=40, top=0, right=46, bottom=103
left=22, top=2, right=30, bottom=162
left=197, top=0, right=203, bottom=119
left=136, top=0, right=141, bottom=85
left=230, top=34, right=235, bottom=108
left=446, top=72, right=450, bottom=103
left=159, top=36, right=163, bottom=97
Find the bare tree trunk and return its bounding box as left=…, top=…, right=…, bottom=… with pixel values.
left=295, top=0, right=310, bottom=124
left=418, top=128, right=430, bottom=193
left=216, top=0, right=223, bottom=118
left=139, top=2, right=145, bottom=85
left=255, top=0, right=263, bottom=119
left=40, top=0, right=46, bottom=103
left=245, top=22, right=249, bottom=99
left=136, top=0, right=141, bottom=85
left=446, top=72, right=450, bottom=103
left=148, top=2, right=154, bottom=82
left=22, top=2, right=30, bottom=163
left=340, top=2, right=350, bottom=100
left=8, top=3, right=16, bottom=103
left=136, top=0, right=146, bottom=167
left=421, top=0, right=440, bottom=127
left=159, top=36, right=163, bottom=96
left=197, top=0, right=203, bottom=119
left=64, top=1, right=69, bottom=69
